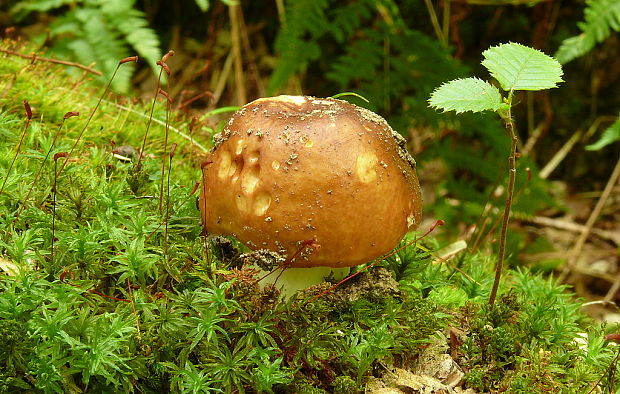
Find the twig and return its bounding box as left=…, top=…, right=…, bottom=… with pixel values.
left=559, top=155, right=620, bottom=283
left=540, top=116, right=617, bottom=179
left=521, top=121, right=545, bottom=156
left=275, top=0, right=286, bottom=22
left=423, top=0, right=446, bottom=45
left=212, top=51, right=235, bottom=106
left=229, top=3, right=247, bottom=105
left=0, top=47, right=102, bottom=76
left=442, top=0, right=451, bottom=44
left=539, top=129, right=582, bottom=179
left=522, top=216, right=620, bottom=244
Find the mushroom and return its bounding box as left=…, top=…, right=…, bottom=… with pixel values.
left=199, top=95, right=422, bottom=268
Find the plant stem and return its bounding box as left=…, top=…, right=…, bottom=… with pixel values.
left=52, top=159, right=59, bottom=268
left=16, top=113, right=78, bottom=222
left=136, top=67, right=164, bottom=172
left=423, top=0, right=446, bottom=45
left=489, top=104, right=517, bottom=305
left=229, top=3, right=246, bottom=105
left=0, top=48, right=102, bottom=76
left=159, top=91, right=170, bottom=215
left=56, top=61, right=127, bottom=178
left=0, top=101, right=32, bottom=196
left=127, top=279, right=143, bottom=343
left=164, top=144, right=176, bottom=261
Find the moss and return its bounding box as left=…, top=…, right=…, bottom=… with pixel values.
left=0, top=319, right=32, bottom=371
left=292, top=382, right=330, bottom=394
left=332, top=375, right=360, bottom=393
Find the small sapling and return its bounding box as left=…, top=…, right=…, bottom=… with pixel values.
left=429, top=42, right=563, bottom=305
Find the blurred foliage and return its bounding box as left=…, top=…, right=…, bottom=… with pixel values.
left=9, top=0, right=162, bottom=92
left=555, top=0, right=620, bottom=64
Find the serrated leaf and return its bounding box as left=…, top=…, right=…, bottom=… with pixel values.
left=482, top=42, right=563, bottom=91
left=428, top=78, right=505, bottom=114
left=586, top=117, right=620, bottom=150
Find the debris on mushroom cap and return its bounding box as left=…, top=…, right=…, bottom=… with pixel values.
left=199, top=95, right=422, bottom=268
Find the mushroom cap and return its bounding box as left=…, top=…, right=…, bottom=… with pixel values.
left=199, top=95, right=422, bottom=268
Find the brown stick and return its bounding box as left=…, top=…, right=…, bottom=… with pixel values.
left=0, top=47, right=102, bottom=76
left=559, top=155, right=620, bottom=283
left=229, top=4, right=247, bottom=105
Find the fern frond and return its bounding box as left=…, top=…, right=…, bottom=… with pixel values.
left=586, top=115, right=620, bottom=150
left=326, top=26, right=468, bottom=128
left=555, top=34, right=593, bottom=65
left=12, top=0, right=161, bottom=92
left=326, top=29, right=384, bottom=85
left=268, top=0, right=329, bottom=94
left=10, top=0, right=75, bottom=16
left=328, top=0, right=375, bottom=43
left=555, top=0, right=620, bottom=64
left=102, top=0, right=161, bottom=72
left=52, top=7, right=133, bottom=91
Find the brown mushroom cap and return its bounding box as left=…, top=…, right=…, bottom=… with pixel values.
left=199, top=95, right=422, bottom=268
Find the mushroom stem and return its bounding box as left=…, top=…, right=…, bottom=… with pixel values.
left=307, top=219, right=445, bottom=304
left=258, top=239, right=320, bottom=283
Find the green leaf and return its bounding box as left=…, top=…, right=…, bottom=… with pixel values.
left=586, top=117, right=620, bottom=150
left=194, top=0, right=210, bottom=11
left=555, top=0, right=620, bottom=64
left=481, top=42, right=563, bottom=91
left=555, top=33, right=595, bottom=64
left=428, top=78, right=506, bottom=114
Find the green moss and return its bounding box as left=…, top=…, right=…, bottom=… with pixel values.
left=332, top=375, right=360, bottom=393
